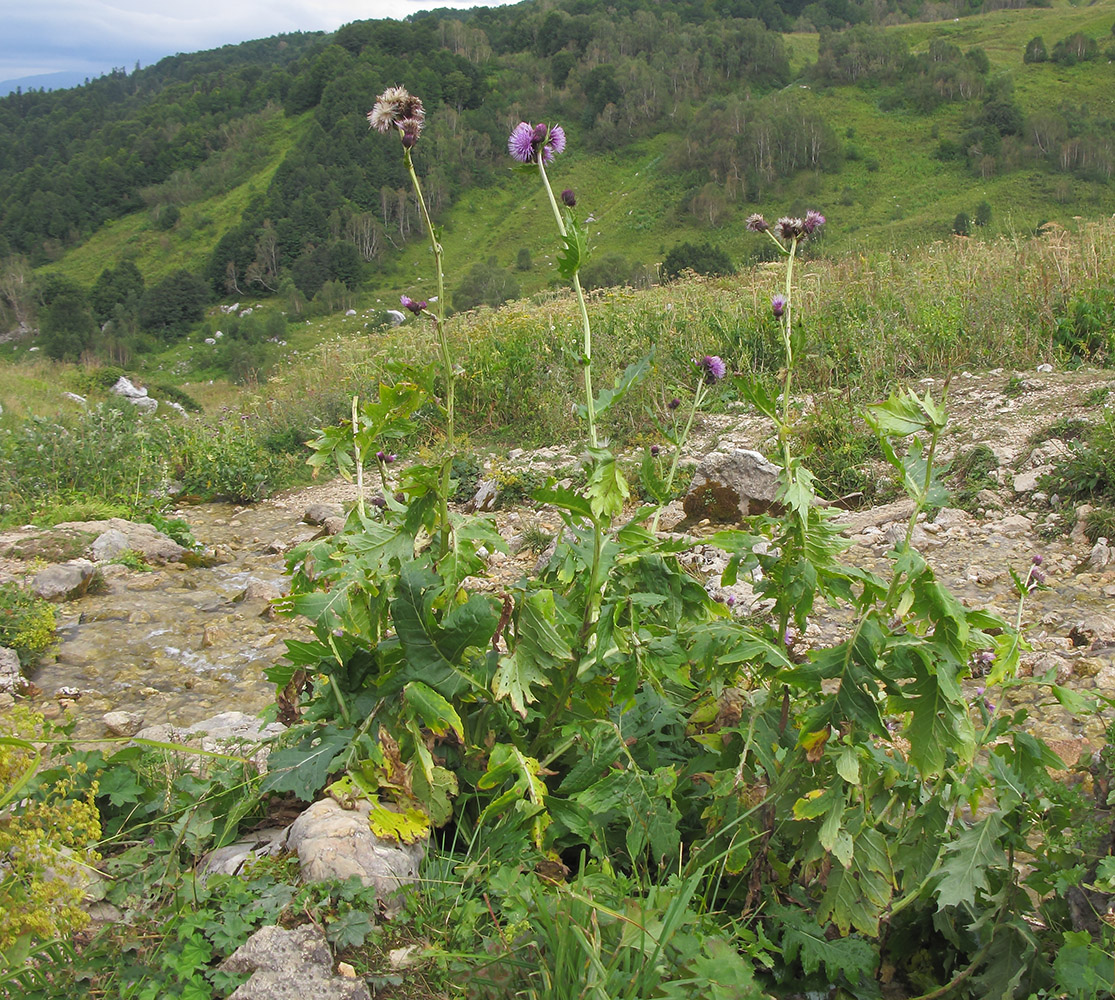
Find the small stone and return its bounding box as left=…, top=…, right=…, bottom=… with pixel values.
left=102, top=711, right=144, bottom=737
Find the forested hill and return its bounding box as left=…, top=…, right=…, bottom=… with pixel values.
left=1, top=0, right=1112, bottom=356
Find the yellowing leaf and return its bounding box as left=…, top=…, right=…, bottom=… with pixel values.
left=368, top=802, right=430, bottom=845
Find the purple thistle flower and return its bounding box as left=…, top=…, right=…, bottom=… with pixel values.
left=508, top=122, right=536, bottom=162
left=725, top=595, right=736, bottom=608
left=651, top=444, right=660, bottom=456
left=745, top=214, right=769, bottom=233
left=775, top=217, right=805, bottom=240
left=668, top=397, right=681, bottom=410
left=697, top=355, right=726, bottom=384
left=376, top=450, right=387, bottom=462
left=1029, top=568, right=1045, bottom=586
left=802, top=210, right=826, bottom=235
left=400, top=295, right=426, bottom=315
left=371, top=494, right=387, bottom=509
left=508, top=122, right=566, bottom=164
left=771, top=294, right=786, bottom=319
left=561, top=188, right=576, bottom=208
left=1032, top=554, right=1043, bottom=566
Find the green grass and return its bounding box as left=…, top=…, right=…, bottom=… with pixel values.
left=43, top=108, right=304, bottom=288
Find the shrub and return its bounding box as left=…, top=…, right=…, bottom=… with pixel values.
left=0, top=709, right=101, bottom=961
left=0, top=583, right=56, bottom=667
left=660, top=241, right=733, bottom=282
left=953, top=212, right=971, bottom=236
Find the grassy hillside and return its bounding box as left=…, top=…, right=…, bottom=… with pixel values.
left=327, top=0, right=1115, bottom=305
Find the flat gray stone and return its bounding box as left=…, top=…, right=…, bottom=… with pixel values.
left=32, top=559, right=99, bottom=602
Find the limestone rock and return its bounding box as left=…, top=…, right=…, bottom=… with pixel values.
left=54, top=517, right=187, bottom=564
left=199, top=828, right=288, bottom=877
left=286, top=798, right=425, bottom=905
left=0, top=646, right=25, bottom=693
left=222, top=925, right=370, bottom=1000
left=32, top=559, right=99, bottom=602
left=102, top=710, right=144, bottom=737
left=303, top=503, right=341, bottom=526
left=683, top=449, right=781, bottom=523
left=466, top=478, right=500, bottom=513
left=91, top=529, right=131, bottom=562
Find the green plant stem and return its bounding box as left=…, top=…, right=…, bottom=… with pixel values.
left=537, top=156, right=597, bottom=449
left=352, top=395, right=365, bottom=520
left=651, top=382, right=706, bottom=533
left=779, top=236, right=798, bottom=463
left=405, top=146, right=454, bottom=550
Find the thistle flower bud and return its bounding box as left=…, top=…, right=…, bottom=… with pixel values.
left=561, top=188, right=576, bottom=208
left=771, top=294, right=786, bottom=319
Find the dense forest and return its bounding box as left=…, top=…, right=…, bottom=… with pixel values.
left=0, top=0, right=1096, bottom=365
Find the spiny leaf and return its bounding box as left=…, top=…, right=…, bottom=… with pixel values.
left=585, top=448, right=630, bottom=521
left=557, top=216, right=589, bottom=281
left=493, top=589, right=571, bottom=716
left=934, top=813, right=1007, bottom=910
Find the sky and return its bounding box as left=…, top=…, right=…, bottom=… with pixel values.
left=0, top=0, right=518, bottom=90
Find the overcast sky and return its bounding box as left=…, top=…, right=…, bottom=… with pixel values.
left=0, top=0, right=518, bottom=87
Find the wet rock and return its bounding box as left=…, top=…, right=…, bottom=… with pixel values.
left=241, top=580, right=282, bottom=603
left=102, top=710, right=144, bottom=736
left=32, top=559, right=99, bottom=602
left=133, top=712, right=286, bottom=772
left=321, top=516, right=346, bottom=536
left=683, top=449, right=780, bottom=523
left=55, top=518, right=186, bottom=564
left=303, top=503, right=341, bottom=526
left=221, top=924, right=370, bottom=1000
left=286, top=798, right=425, bottom=907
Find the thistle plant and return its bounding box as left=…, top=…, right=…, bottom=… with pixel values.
left=508, top=121, right=598, bottom=448
left=368, top=86, right=455, bottom=546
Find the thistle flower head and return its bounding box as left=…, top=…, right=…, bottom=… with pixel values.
left=775, top=217, right=805, bottom=240
left=400, top=294, right=426, bottom=315
left=368, top=86, right=426, bottom=138
left=771, top=294, right=786, bottom=319
left=650, top=444, right=660, bottom=456
left=561, top=188, right=576, bottom=208
left=697, top=355, right=726, bottom=384
left=745, top=213, right=769, bottom=233
left=802, top=209, right=826, bottom=235
left=508, top=122, right=566, bottom=163
left=667, top=397, right=681, bottom=410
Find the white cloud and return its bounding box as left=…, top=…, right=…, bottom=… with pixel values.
left=0, top=0, right=514, bottom=84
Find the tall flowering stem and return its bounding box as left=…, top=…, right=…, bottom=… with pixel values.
left=370, top=87, right=454, bottom=549
left=512, top=122, right=598, bottom=448
left=403, top=146, right=455, bottom=544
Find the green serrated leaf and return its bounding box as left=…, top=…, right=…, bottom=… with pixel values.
left=557, top=217, right=589, bottom=281
left=392, top=564, right=499, bottom=695
left=934, top=814, right=1007, bottom=910
left=493, top=589, right=571, bottom=716
left=260, top=725, right=355, bottom=801
left=585, top=449, right=630, bottom=520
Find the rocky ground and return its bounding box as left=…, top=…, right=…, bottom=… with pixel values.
left=1, top=364, right=1114, bottom=765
